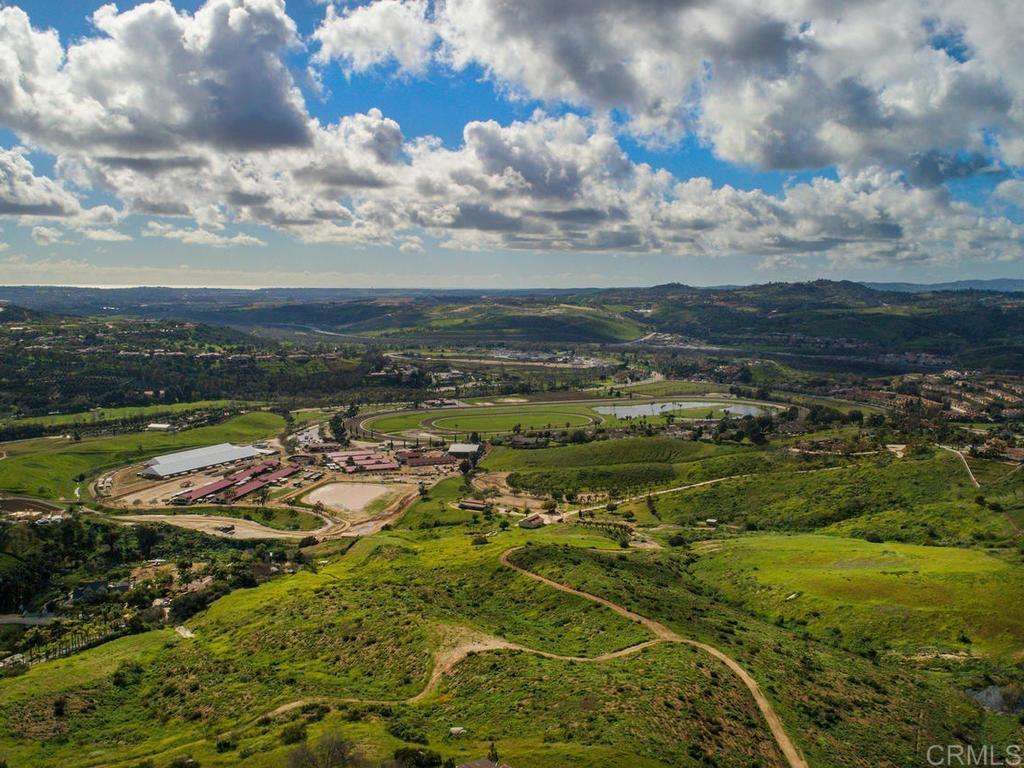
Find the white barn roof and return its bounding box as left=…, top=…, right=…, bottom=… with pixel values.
left=142, top=443, right=265, bottom=478
left=448, top=443, right=482, bottom=454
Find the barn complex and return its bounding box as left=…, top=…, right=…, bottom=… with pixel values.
left=326, top=449, right=400, bottom=473
left=140, top=443, right=269, bottom=479
left=172, top=461, right=300, bottom=505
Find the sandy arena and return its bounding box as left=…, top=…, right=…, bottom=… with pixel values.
left=305, top=482, right=397, bottom=513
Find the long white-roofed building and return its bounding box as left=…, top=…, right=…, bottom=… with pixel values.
left=140, top=443, right=269, bottom=479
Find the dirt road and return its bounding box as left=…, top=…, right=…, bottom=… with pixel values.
left=96, top=540, right=808, bottom=768
left=940, top=445, right=980, bottom=487
left=113, top=513, right=333, bottom=540
left=500, top=547, right=809, bottom=768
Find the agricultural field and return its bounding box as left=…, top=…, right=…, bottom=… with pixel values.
left=0, top=411, right=285, bottom=500
left=480, top=437, right=843, bottom=503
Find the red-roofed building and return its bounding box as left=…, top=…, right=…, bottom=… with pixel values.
left=262, top=465, right=300, bottom=483
left=225, top=479, right=268, bottom=503
left=179, top=478, right=236, bottom=504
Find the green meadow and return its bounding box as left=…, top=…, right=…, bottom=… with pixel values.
left=1, top=400, right=249, bottom=428
left=507, top=543, right=1024, bottom=768
left=628, top=449, right=1014, bottom=541
left=690, top=534, right=1024, bottom=659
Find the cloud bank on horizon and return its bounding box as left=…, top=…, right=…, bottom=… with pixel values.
left=0, top=0, right=1021, bottom=286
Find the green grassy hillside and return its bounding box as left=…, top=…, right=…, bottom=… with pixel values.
left=0, top=400, right=248, bottom=429
left=689, top=534, right=1024, bottom=659
left=508, top=543, right=1024, bottom=768
left=4, top=433, right=1024, bottom=767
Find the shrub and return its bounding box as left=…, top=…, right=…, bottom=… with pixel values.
left=393, top=747, right=441, bottom=767
left=281, top=722, right=308, bottom=745
left=387, top=715, right=429, bottom=744
left=287, top=734, right=363, bottom=768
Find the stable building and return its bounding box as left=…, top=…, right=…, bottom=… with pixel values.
left=448, top=443, right=482, bottom=460
left=140, top=443, right=268, bottom=479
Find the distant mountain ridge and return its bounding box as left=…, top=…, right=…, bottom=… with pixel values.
left=862, top=279, right=1024, bottom=293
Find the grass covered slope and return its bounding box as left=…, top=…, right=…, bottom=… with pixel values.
left=628, top=448, right=1017, bottom=543
left=2, top=527, right=700, bottom=768
left=376, top=302, right=648, bottom=343
left=0, top=411, right=285, bottom=499
left=484, top=438, right=843, bottom=500
left=508, top=544, right=1023, bottom=768
left=689, top=534, right=1024, bottom=659
left=0, top=399, right=247, bottom=429
left=5, top=432, right=1024, bottom=767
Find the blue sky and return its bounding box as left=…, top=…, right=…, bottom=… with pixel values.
left=0, top=0, right=1021, bottom=287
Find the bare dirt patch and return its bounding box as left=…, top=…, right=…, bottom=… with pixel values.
left=471, top=471, right=546, bottom=510
left=305, top=482, right=392, bottom=514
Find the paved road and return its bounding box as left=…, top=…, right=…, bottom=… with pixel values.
left=0, top=614, right=55, bottom=626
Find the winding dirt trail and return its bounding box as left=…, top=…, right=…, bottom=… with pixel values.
left=96, top=544, right=807, bottom=768
left=500, top=547, right=809, bottom=768
left=253, top=550, right=807, bottom=768
left=940, top=445, right=980, bottom=488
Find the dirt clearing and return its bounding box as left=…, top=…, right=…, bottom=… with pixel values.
left=305, top=482, right=394, bottom=513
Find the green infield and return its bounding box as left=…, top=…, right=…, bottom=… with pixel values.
left=363, top=398, right=778, bottom=439
left=0, top=411, right=285, bottom=500
left=428, top=410, right=597, bottom=434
